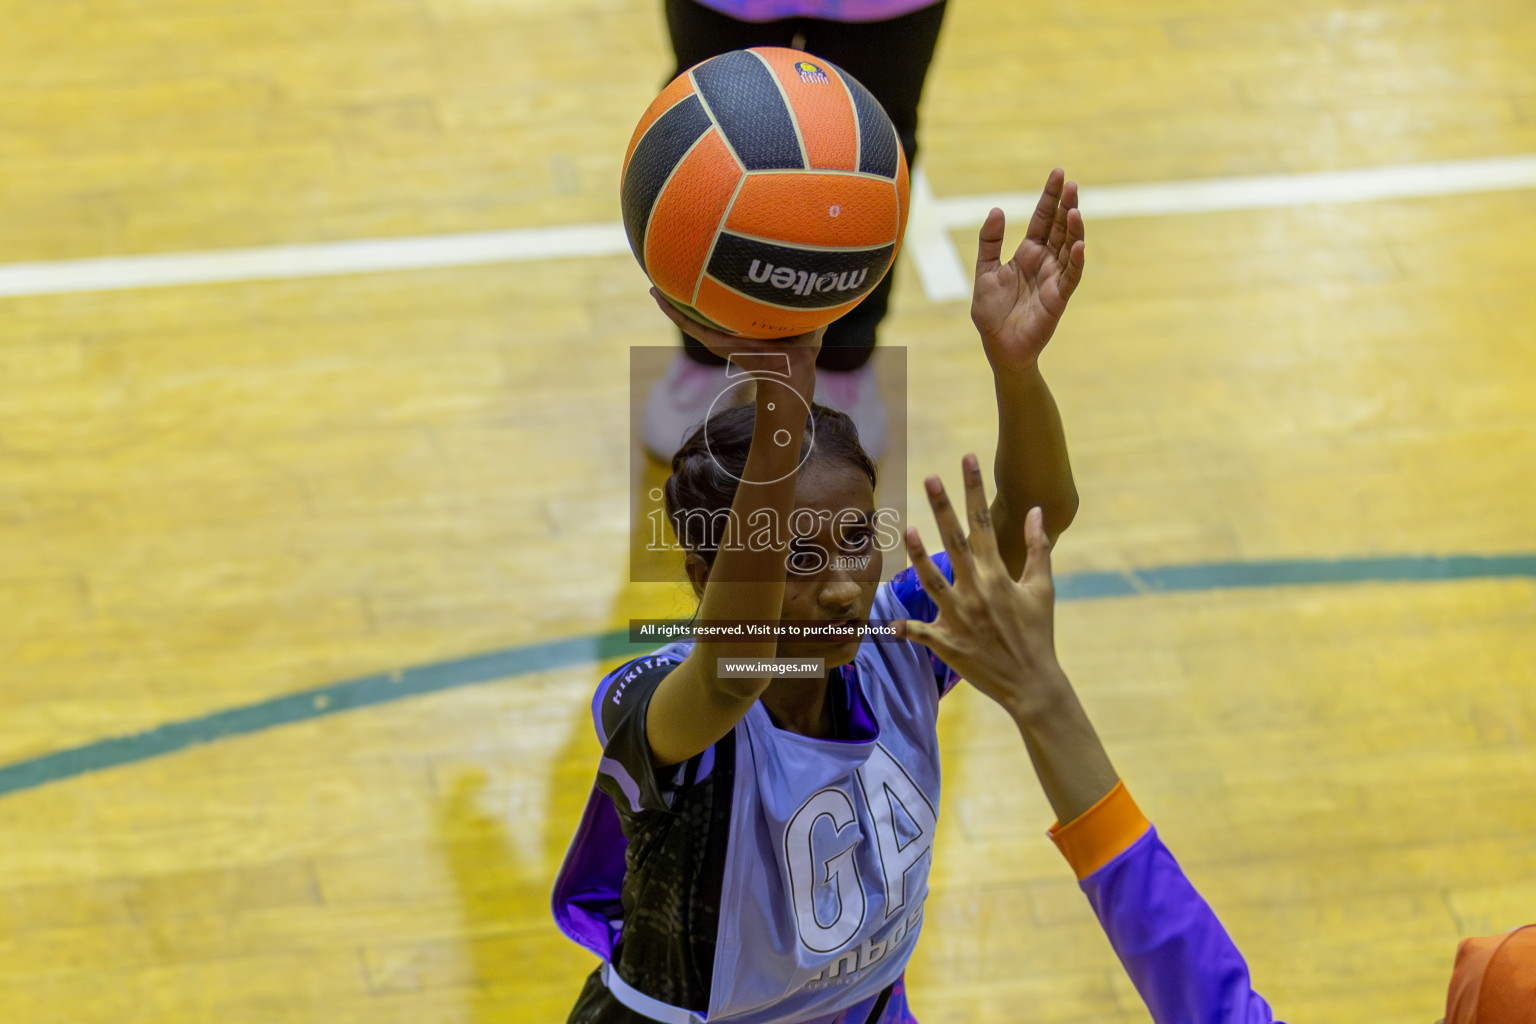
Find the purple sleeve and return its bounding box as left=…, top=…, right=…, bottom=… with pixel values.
left=888, top=551, right=960, bottom=695
left=550, top=652, right=703, bottom=960
left=593, top=653, right=713, bottom=816
left=1079, top=826, right=1283, bottom=1024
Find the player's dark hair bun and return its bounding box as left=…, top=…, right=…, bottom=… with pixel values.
left=664, top=402, right=876, bottom=567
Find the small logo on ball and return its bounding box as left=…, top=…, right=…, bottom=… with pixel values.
left=795, top=61, right=829, bottom=84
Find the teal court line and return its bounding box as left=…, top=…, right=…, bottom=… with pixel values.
left=2, top=551, right=1534, bottom=799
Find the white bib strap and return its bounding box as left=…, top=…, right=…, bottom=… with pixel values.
left=600, top=962, right=709, bottom=1024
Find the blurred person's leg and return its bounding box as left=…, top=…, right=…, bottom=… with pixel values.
left=642, top=0, right=806, bottom=460
left=795, top=1, right=948, bottom=459
left=666, top=0, right=801, bottom=80
left=645, top=0, right=948, bottom=459
left=801, top=0, right=946, bottom=366
left=664, top=0, right=802, bottom=371
left=642, top=0, right=798, bottom=457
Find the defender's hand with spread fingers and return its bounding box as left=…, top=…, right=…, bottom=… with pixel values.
left=894, top=454, right=1117, bottom=824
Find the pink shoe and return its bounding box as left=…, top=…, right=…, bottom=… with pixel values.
left=641, top=354, right=733, bottom=461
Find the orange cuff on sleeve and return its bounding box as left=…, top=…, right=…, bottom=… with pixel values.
left=1047, top=780, right=1151, bottom=881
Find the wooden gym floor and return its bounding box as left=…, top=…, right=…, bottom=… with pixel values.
left=2, top=1, right=1534, bottom=1021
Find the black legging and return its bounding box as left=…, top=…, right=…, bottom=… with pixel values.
left=664, top=0, right=947, bottom=372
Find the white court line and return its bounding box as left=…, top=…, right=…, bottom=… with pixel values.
left=3, top=155, right=1535, bottom=302
left=914, top=153, right=1536, bottom=301
left=0, top=223, right=629, bottom=299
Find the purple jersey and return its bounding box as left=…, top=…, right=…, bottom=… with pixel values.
left=554, top=558, right=956, bottom=1023
left=689, top=0, right=941, bottom=25
left=1051, top=783, right=1284, bottom=1024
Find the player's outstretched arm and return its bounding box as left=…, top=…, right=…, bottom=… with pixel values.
left=894, top=459, right=1281, bottom=1024
left=972, top=169, right=1085, bottom=572
left=643, top=291, right=824, bottom=767
left=893, top=454, right=1113, bottom=820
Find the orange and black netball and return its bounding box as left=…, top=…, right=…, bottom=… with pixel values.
left=620, top=47, right=910, bottom=339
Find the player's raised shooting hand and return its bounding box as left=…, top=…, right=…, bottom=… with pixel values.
left=971, top=169, right=1086, bottom=372
left=651, top=288, right=823, bottom=398
left=892, top=456, right=1065, bottom=719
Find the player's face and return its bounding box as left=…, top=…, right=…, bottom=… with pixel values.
left=775, top=459, right=882, bottom=666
